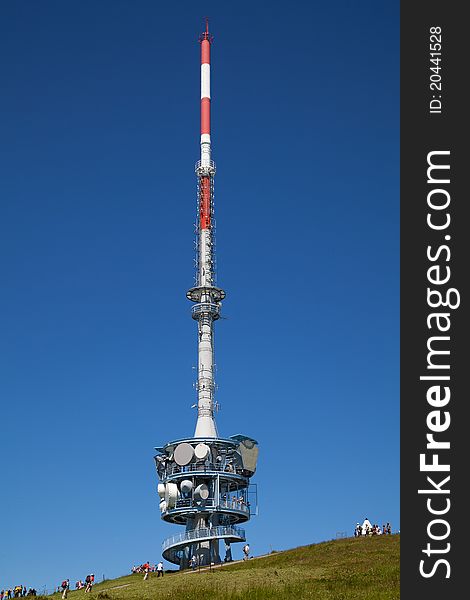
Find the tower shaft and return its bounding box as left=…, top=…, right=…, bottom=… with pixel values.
left=193, top=21, right=219, bottom=438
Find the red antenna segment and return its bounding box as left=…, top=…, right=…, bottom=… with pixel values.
left=198, top=18, right=213, bottom=231
left=199, top=17, right=213, bottom=43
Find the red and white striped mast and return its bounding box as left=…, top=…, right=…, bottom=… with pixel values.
left=187, top=18, right=225, bottom=439
left=200, top=17, right=212, bottom=171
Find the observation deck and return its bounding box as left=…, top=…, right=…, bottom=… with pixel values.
left=162, top=460, right=250, bottom=481
left=162, top=525, right=245, bottom=565
left=191, top=302, right=221, bottom=320
left=186, top=286, right=226, bottom=303
left=161, top=492, right=251, bottom=525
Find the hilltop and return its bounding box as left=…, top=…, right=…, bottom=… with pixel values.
left=46, top=535, right=399, bottom=600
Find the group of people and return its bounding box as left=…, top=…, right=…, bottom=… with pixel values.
left=132, top=562, right=164, bottom=580
left=131, top=563, right=155, bottom=574
left=354, top=518, right=392, bottom=537
left=188, top=542, right=247, bottom=570
left=5, top=542, right=254, bottom=593
left=74, top=581, right=85, bottom=590
left=220, top=494, right=249, bottom=511
left=59, top=573, right=94, bottom=598
left=1, top=587, right=37, bottom=598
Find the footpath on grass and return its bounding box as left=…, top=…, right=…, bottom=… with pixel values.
left=98, top=553, right=271, bottom=592
left=182, top=553, right=271, bottom=574
left=47, top=535, right=400, bottom=600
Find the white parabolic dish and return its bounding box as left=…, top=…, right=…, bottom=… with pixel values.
left=174, top=443, right=194, bottom=466
left=194, top=443, right=210, bottom=460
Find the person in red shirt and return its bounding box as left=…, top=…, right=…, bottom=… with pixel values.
left=60, top=579, right=69, bottom=599
left=143, top=562, right=150, bottom=580
left=84, top=574, right=94, bottom=593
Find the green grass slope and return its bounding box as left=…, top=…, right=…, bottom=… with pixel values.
left=50, top=535, right=400, bottom=600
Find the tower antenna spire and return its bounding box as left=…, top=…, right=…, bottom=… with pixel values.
left=199, top=17, right=213, bottom=42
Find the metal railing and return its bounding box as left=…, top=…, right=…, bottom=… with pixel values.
left=219, top=498, right=250, bottom=512
left=195, top=159, right=216, bottom=174
left=165, top=462, right=243, bottom=476
left=162, top=525, right=245, bottom=552
left=191, top=302, right=220, bottom=319
left=165, top=496, right=250, bottom=514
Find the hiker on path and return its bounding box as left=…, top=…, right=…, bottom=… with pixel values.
left=243, top=543, right=250, bottom=560
left=84, top=574, right=94, bottom=593
left=156, top=561, right=164, bottom=577
left=224, top=541, right=232, bottom=562
left=60, top=579, right=69, bottom=599
left=143, top=562, right=150, bottom=580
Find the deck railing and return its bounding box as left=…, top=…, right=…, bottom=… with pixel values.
left=162, top=525, right=245, bottom=552
left=165, top=462, right=241, bottom=476
left=165, top=496, right=249, bottom=513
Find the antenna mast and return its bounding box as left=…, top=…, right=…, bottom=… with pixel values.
left=187, top=17, right=223, bottom=438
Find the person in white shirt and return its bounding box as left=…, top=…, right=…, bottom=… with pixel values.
left=243, top=544, right=250, bottom=560
left=361, top=518, right=372, bottom=535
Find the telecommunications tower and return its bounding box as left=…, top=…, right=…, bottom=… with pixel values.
left=154, top=20, right=259, bottom=569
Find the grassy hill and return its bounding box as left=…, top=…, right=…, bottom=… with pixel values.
left=49, top=535, right=399, bottom=600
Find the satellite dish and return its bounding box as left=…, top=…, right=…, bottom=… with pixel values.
left=238, top=442, right=259, bottom=473
left=174, top=443, right=194, bottom=466
left=194, top=443, right=210, bottom=460
left=194, top=483, right=209, bottom=500
left=157, top=483, right=166, bottom=498
left=180, top=479, right=193, bottom=494
left=165, top=482, right=179, bottom=508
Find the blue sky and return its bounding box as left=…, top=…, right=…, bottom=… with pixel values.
left=0, top=0, right=399, bottom=592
